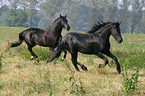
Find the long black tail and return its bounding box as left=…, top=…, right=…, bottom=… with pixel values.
left=10, top=32, right=24, bottom=47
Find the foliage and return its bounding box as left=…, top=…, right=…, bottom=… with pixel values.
left=0, top=0, right=145, bottom=34
left=3, top=9, right=28, bottom=27
left=24, top=0, right=39, bottom=27
left=0, top=53, right=2, bottom=72
left=122, top=64, right=140, bottom=94
left=39, top=0, right=65, bottom=25
left=63, top=60, right=86, bottom=95
left=38, top=18, right=49, bottom=29
left=130, top=0, right=144, bottom=34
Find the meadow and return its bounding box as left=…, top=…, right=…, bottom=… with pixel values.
left=0, top=26, right=145, bottom=96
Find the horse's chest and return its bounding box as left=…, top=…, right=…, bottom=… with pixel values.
left=44, top=36, right=58, bottom=47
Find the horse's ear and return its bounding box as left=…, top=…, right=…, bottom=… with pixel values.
left=60, top=14, right=62, bottom=17
left=65, top=14, right=67, bottom=18
left=117, top=22, right=121, bottom=25
left=98, top=21, right=101, bottom=26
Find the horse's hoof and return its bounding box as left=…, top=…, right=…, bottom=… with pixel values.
left=46, top=60, right=51, bottom=63
left=117, top=67, right=121, bottom=74
left=81, top=66, right=88, bottom=71
left=61, top=57, right=64, bottom=61
left=98, top=64, right=105, bottom=68
left=31, top=56, right=34, bottom=60
left=36, top=58, right=39, bottom=62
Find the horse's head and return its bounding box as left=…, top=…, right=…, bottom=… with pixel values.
left=59, top=14, right=70, bottom=31
left=111, top=22, right=123, bottom=43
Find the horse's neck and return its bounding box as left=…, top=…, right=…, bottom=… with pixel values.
left=96, top=27, right=112, bottom=42
left=47, top=23, right=63, bottom=37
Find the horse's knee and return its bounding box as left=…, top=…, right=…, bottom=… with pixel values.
left=105, top=59, right=108, bottom=65
left=112, top=56, right=118, bottom=61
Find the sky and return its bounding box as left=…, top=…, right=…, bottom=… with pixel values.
left=0, top=0, right=144, bottom=10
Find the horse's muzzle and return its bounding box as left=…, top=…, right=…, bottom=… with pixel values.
left=118, top=39, right=123, bottom=43
left=67, top=26, right=70, bottom=31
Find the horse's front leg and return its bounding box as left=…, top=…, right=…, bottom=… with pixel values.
left=96, top=52, right=109, bottom=68
left=49, top=47, right=55, bottom=57
left=71, top=52, right=80, bottom=71
left=104, top=51, right=121, bottom=74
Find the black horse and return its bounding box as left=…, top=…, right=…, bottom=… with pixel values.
left=47, top=22, right=123, bottom=74
left=10, top=14, right=70, bottom=60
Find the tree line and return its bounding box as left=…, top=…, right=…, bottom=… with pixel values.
left=0, top=0, right=145, bottom=34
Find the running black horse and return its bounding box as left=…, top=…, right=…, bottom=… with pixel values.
left=47, top=22, right=123, bottom=74
left=10, top=14, right=70, bottom=60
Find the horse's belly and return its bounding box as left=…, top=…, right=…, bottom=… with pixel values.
left=78, top=47, right=98, bottom=54
left=77, top=43, right=101, bottom=54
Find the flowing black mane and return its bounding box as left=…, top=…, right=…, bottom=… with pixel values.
left=86, top=21, right=111, bottom=33
left=45, top=17, right=60, bottom=32
left=53, top=17, right=60, bottom=23
left=46, top=15, right=68, bottom=32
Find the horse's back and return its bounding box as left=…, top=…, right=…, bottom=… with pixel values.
left=64, top=32, right=90, bottom=40
left=21, top=28, right=45, bottom=36
left=61, top=32, right=102, bottom=54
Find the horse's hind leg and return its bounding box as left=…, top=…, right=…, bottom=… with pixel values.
left=71, top=52, right=80, bottom=71
left=96, top=52, right=108, bottom=68
left=61, top=49, right=67, bottom=61
left=28, top=45, right=38, bottom=60
left=104, top=51, right=121, bottom=74
left=77, top=62, right=88, bottom=71
left=46, top=48, right=62, bottom=63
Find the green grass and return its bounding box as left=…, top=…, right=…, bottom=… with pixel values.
left=0, top=26, right=145, bottom=95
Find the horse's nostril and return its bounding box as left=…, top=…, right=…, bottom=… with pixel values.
left=118, top=39, right=123, bottom=43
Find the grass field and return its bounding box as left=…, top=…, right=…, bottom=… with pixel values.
left=0, top=26, right=145, bottom=96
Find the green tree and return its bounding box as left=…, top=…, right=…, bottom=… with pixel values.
left=18, top=0, right=40, bottom=27
left=79, top=0, right=104, bottom=29
left=38, top=17, right=49, bottom=29
left=0, top=5, right=8, bottom=25
left=119, top=0, right=131, bottom=33
left=61, top=0, right=80, bottom=30
left=130, top=0, right=145, bottom=34
left=8, top=0, right=19, bottom=9
left=3, top=9, right=28, bottom=27
left=104, top=0, right=119, bottom=21
left=25, top=0, right=39, bottom=27
left=39, top=0, right=65, bottom=26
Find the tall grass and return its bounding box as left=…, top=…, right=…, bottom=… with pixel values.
left=109, top=50, right=145, bottom=69
left=122, top=64, right=140, bottom=94
left=63, top=60, right=86, bottom=95
left=0, top=27, right=145, bottom=95
left=16, top=45, right=51, bottom=61
left=0, top=53, right=2, bottom=73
